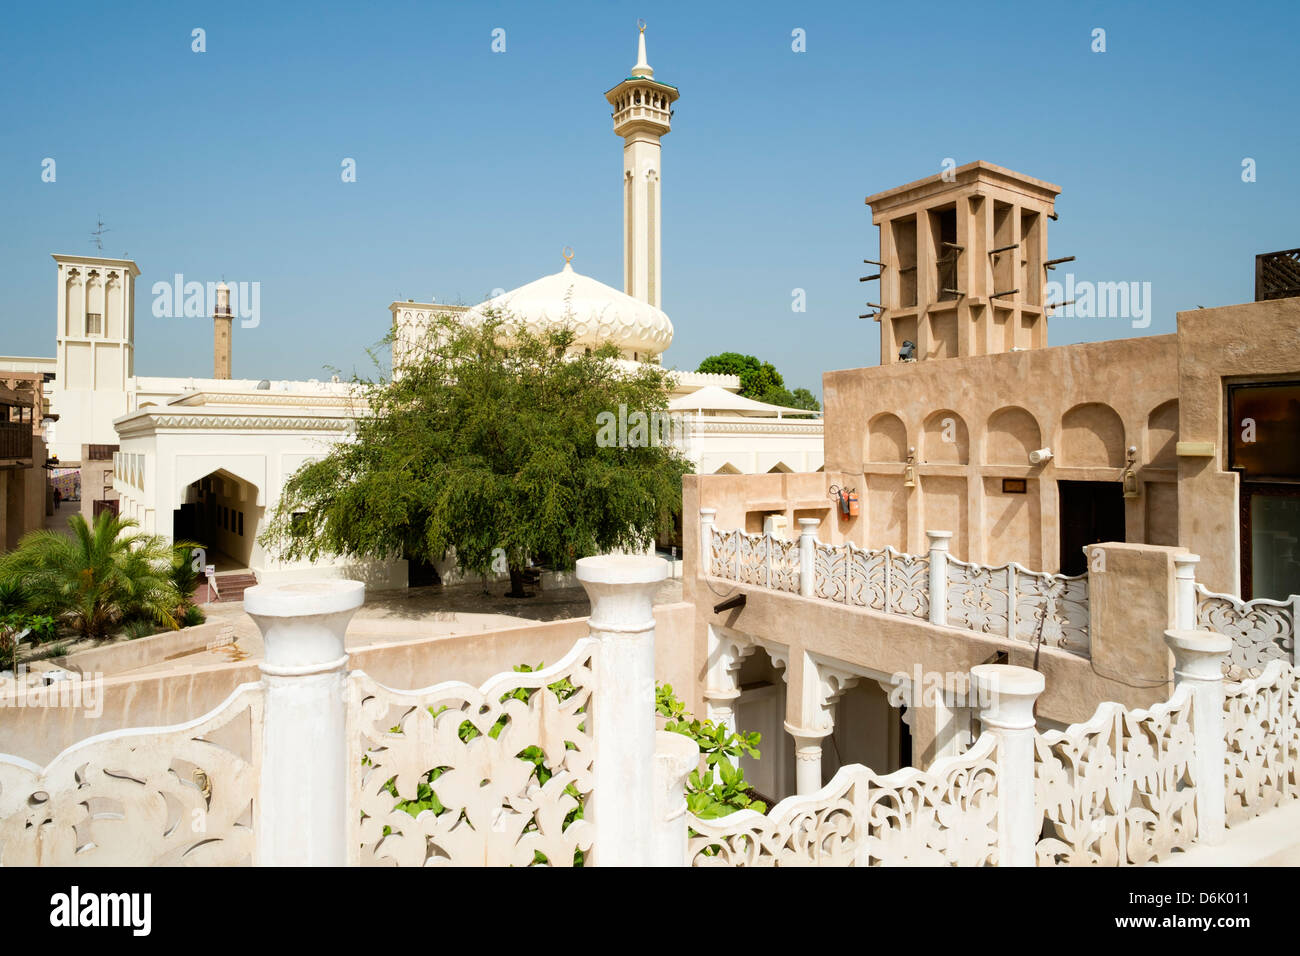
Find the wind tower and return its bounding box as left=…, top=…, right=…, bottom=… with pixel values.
left=863, top=162, right=1063, bottom=365
left=606, top=22, right=678, bottom=309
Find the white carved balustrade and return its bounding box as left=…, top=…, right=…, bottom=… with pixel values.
left=702, top=514, right=1089, bottom=653
left=686, top=660, right=1034, bottom=867
left=0, top=683, right=263, bottom=866
left=1193, top=580, right=1299, bottom=680
left=1032, top=629, right=1227, bottom=866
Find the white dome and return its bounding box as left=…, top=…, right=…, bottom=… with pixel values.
left=465, top=261, right=673, bottom=358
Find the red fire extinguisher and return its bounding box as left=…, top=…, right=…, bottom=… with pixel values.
left=830, top=485, right=860, bottom=519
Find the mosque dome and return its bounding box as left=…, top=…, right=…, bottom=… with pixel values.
left=464, top=257, right=674, bottom=360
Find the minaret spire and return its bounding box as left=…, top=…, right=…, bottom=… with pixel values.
left=632, top=20, right=653, bottom=77
left=606, top=23, right=677, bottom=309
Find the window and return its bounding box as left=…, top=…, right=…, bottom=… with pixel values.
left=86, top=312, right=102, bottom=335
left=238, top=512, right=244, bottom=536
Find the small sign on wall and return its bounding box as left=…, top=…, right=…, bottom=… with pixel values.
left=1001, top=478, right=1028, bottom=494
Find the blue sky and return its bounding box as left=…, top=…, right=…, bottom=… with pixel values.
left=2, top=0, right=1296, bottom=397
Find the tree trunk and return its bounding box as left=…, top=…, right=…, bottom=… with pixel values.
left=506, top=565, right=532, bottom=599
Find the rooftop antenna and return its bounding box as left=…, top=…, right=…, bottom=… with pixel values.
left=90, top=215, right=110, bottom=252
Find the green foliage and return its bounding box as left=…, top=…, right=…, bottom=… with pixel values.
left=0, top=610, right=56, bottom=671
left=697, top=352, right=784, bottom=400
left=181, top=604, right=206, bottom=627
left=657, top=683, right=766, bottom=818
left=0, top=511, right=183, bottom=640
left=696, top=353, right=820, bottom=412
left=123, top=618, right=158, bottom=640
left=169, top=541, right=206, bottom=605
left=262, top=313, right=691, bottom=582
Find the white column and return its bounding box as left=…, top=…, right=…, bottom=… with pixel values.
left=971, top=663, right=1044, bottom=867
left=703, top=625, right=742, bottom=728
left=784, top=723, right=830, bottom=795
left=245, top=579, right=365, bottom=867
left=699, top=507, right=717, bottom=574
left=578, top=554, right=669, bottom=866
left=651, top=729, right=700, bottom=867
left=798, top=517, right=819, bottom=598
left=926, top=529, right=952, bottom=627
left=1164, top=629, right=1230, bottom=846
left=1173, top=553, right=1201, bottom=630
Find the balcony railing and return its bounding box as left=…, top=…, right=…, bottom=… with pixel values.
left=0, top=421, right=33, bottom=461
left=1256, top=248, right=1300, bottom=301
left=700, top=514, right=1091, bottom=656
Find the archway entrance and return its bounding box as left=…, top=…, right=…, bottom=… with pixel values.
left=174, top=469, right=263, bottom=571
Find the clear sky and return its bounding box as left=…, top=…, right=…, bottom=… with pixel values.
left=2, top=0, right=1296, bottom=397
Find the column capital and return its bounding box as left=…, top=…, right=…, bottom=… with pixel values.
left=971, top=664, right=1043, bottom=731
left=925, top=529, right=954, bottom=550
left=245, top=580, right=364, bottom=675
left=577, top=555, right=668, bottom=635
left=1164, top=629, right=1230, bottom=683
left=783, top=720, right=833, bottom=743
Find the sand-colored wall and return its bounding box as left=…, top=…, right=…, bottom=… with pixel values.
left=1176, top=298, right=1300, bottom=594
left=821, top=334, right=1180, bottom=569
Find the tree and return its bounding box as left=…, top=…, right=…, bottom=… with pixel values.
left=261, top=312, right=692, bottom=596
left=788, top=387, right=821, bottom=412
left=0, top=511, right=184, bottom=640
left=697, top=352, right=784, bottom=400
left=696, top=353, right=820, bottom=411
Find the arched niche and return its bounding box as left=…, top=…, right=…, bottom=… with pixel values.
left=985, top=406, right=1041, bottom=465
left=1060, top=402, right=1126, bottom=468
left=1146, top=399, right=1178, bottom=468
left=866, top=412, right=907, bottom=463
left=921, top=409, right=969, bottom=464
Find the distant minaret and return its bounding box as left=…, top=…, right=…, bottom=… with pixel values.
left=605, top=23, right=677, bottom=309
left=213, top=281, right=233, bottom=379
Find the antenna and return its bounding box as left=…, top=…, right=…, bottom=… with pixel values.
left=90, top=215, right=111, bottom=252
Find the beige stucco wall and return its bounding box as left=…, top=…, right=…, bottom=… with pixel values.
left=1176, top=298, right=1300, bottom=593
left=821, top=334, right=1179, bottom=569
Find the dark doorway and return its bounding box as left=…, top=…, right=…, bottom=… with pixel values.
left=1058, top=480, right=1126, bottom=575
left=1241, top=483, right=1300, bottom=600
left=1228, top=382, right=1300, bottom=600
left=406, top=555, right=442, bottom=588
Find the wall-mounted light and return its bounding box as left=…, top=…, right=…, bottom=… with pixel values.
left=1122, top=445, right=1140, bottom=498
left=903, top=446, right=916, bottom=488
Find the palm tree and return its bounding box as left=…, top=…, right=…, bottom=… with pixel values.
left=2, top=511, right=183, bottom=640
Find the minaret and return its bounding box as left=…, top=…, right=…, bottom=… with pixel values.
left=213, top=281, right=233, bottom=379
left=605, top=23, right=677, bottom=309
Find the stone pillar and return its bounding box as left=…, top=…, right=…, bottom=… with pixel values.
left=1173, top=553, right=1201, bottom=630
left=245, top=579, right=365, bottom=867
left=971, top=663, right=1044, bottom=867
left=651, top=729, right=700, bottom=867
left=798, top=517, right=819, bottom=598
left=926, top=530, right=952, bottom=627
left=699, top=507, right=717, bottom=573
left=703, top=625, right=742, bottom=728
left=1164, top=629, right=1230, bottom=846
left=578, top=554, right=669, bottom=866
left=784, top=723, right=830, bottom=795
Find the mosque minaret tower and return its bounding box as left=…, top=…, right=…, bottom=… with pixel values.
left=605, top=23, right=677, bottom=309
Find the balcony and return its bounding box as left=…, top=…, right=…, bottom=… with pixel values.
left=0, top=420, right=33, bottom=463
left=1256, top=248, right=1300, bottom=301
